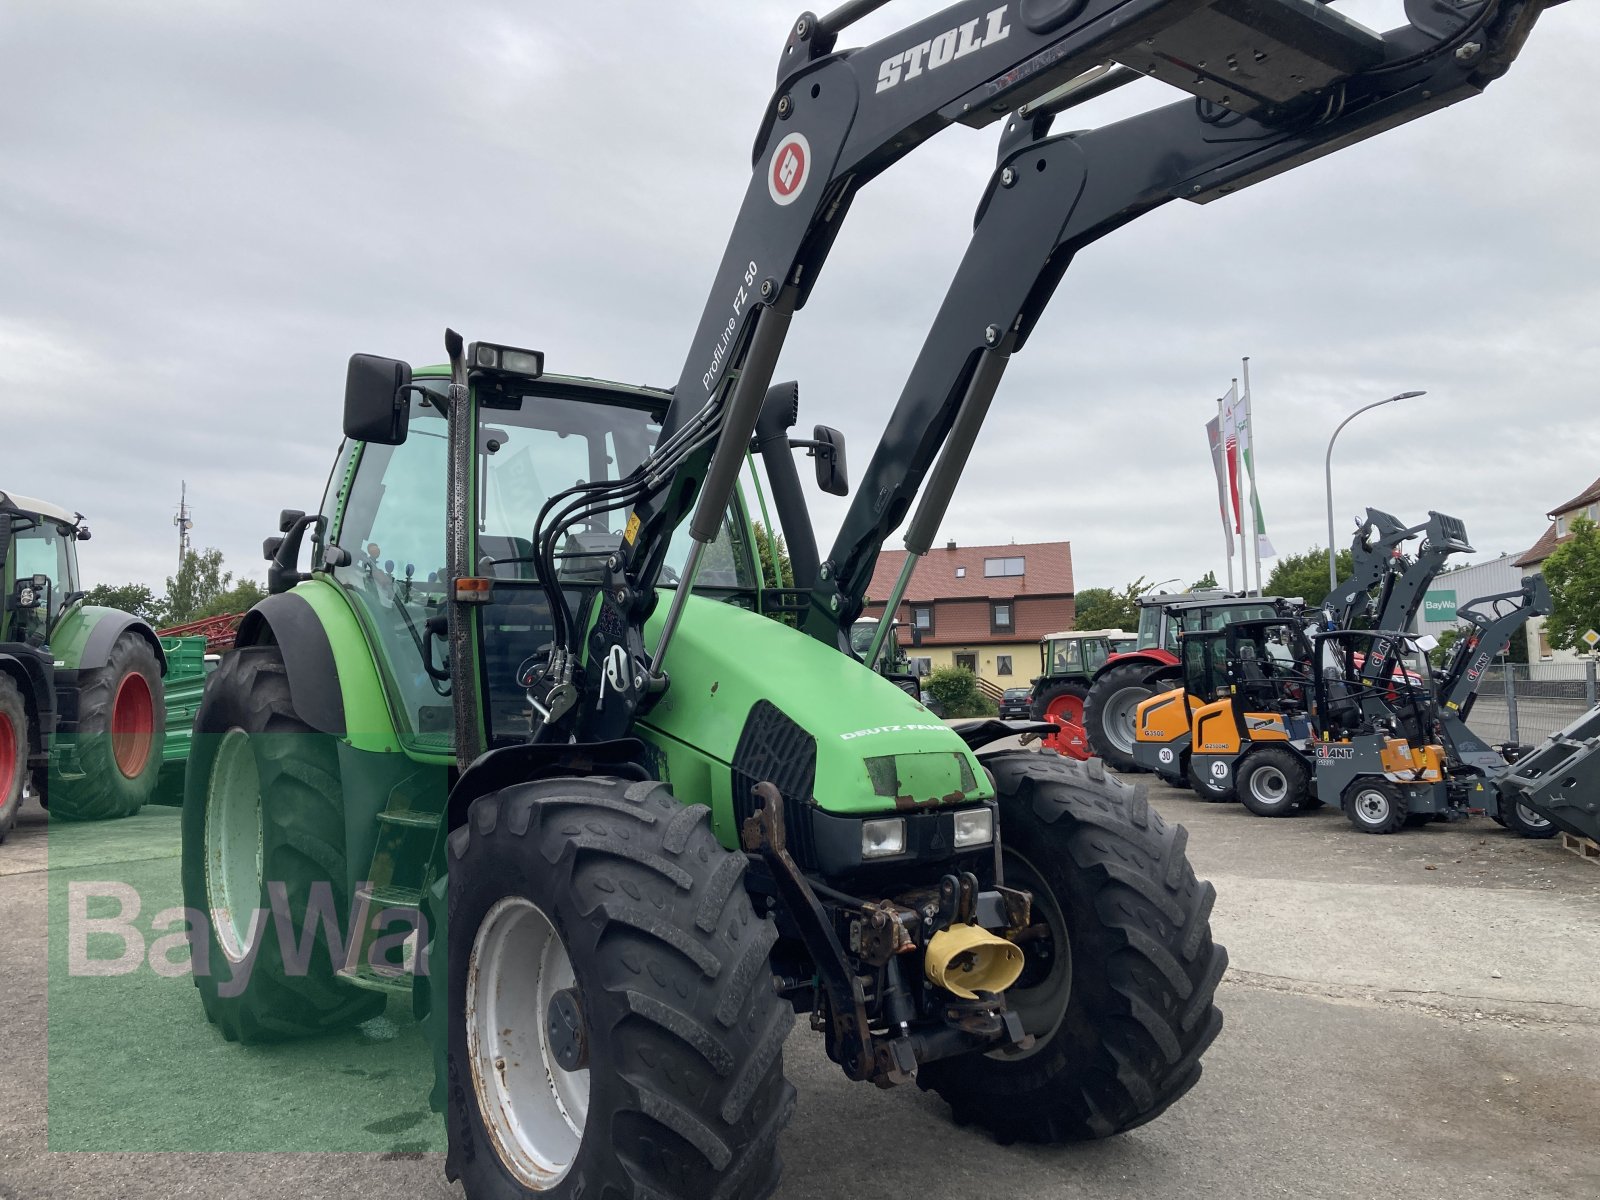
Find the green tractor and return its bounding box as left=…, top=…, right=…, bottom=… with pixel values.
left=1, top=490, right=177, bottom=833
left=177, top=0, right=1557, bottom=1195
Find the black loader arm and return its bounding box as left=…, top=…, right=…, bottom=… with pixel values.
left=1326, top=507, right=1411, bottom=628
left=812, top=0, right=1560, bottom=637
left=1367, top=511, right=1474, bottom=636
left=565, top=0, right=1256, bottom=739
left=1437, top=574, right=1552, bottom=715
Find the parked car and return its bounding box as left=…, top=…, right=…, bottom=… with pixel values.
left=998, top=686, right=1033, bottom=719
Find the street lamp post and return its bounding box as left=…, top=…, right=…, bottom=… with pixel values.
left=1324, top=390, right=1427, bottom=590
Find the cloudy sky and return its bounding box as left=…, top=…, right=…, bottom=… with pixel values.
left=4, top=0, right=1596, bottom=604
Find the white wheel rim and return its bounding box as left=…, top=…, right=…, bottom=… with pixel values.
left=1515, top=803, right=1551, bottom=830
left=468, top=895, right=590, bottom=1188
left=1251, top=765, right=1288, bottom=805
left=1355, top=789, right=1390, bottom=824
left=1104, top=686, right=1151, bottom=755
left=205, top=728, right=263, bottom=964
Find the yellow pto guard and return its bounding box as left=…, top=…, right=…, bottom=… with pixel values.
left=924, top=925, right=1026, bottom=1000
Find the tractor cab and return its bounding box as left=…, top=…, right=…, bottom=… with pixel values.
left=1, top=491, right=86, bottom=643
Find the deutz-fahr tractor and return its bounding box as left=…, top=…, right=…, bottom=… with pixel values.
left=1, top=490, right=173, bottom=834
left=179, top=1, right=1567, bottom=1196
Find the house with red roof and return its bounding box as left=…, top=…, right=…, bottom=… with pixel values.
left=1515, top=473, right=1600, bottom=661
left=860, top=539, right=1074, bottom=689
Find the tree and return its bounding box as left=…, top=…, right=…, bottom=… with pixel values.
left=1263, top=546, right=1355, bottom=608
left=159, top=547, right=263, bottom=626
left=1542, top=515, right=1600, bottom=652
left=1073, top=577, right=1156, bottom=632
left=1189, top=570, right=1218, bottom=590
left=924, top=665, right=996, bottom=718
left=751, top=522, right=793, bottom=589
left=82, top=582, right=161, bottom=622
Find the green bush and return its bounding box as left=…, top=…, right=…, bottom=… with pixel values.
left=925, top=666, right=997, bottom=718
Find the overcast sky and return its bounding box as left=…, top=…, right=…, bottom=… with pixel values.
left=3, top=1, right=1596, bottom=604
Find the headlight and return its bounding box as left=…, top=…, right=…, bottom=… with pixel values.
left=953, top=808, right=994, bottom=849
left=861, top=817, right=906, bottom=860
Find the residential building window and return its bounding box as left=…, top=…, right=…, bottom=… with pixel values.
left=991, top=602, right=1014, bottom=634
left=955, top=566, right=965, bottom=578
left=1556, top=515, right=1567, bottom=536
left=984, top=556, right=1025, bottom=577
left=910, top=657, right=932, bottom=677
left=996, top=654, right=1013, bottom=676
left=912, top=605, right=934, bottom=633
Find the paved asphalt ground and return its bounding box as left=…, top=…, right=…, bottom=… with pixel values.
left=3, top=757, right=1599, bottom=1200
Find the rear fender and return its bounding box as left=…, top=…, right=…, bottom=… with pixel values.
left=1092, top=649, right=1180, bottom=685
left=52, top=606, right=168, bottom=676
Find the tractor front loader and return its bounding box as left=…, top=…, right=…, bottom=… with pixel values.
left=179, top=1, right=1570, bottom=1196
left=1, top=489, right=177, bottom=833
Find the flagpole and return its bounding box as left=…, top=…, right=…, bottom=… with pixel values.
left=1233, top=377, right=1248, bottom=593
left=1243, top=357, right=1262, bottom=597
left=1217, top=397, right=1235, bottom=592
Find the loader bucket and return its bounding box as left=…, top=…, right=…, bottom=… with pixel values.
left=1495, top=706, right=1600, bottom=843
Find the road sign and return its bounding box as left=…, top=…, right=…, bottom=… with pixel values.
left=1582, top=629, right=1599, bottom=649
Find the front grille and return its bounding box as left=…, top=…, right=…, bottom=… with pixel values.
left=731, top=700, right=818, bottom=869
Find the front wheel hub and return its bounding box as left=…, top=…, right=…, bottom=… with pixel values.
left=547, top=987, right=588, bottom=1072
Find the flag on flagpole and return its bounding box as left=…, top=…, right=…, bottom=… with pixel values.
left=1205, top=414, right=1234, bottom=559
left=1229, top=384, right=1276, bottom=558
left=1220, top=382, right=1242, bottom=534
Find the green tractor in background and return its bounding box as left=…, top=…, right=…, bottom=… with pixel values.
left=1, top=490, right=171, bottom=833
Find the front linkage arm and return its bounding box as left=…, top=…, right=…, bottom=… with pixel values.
left=814, top=0, right=1560, bottom=638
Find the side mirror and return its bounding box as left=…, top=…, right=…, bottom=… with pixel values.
left=344, top=354, right=413, bottom=445
left=76, top=525, right=92, bottom=542
left=811, top=424, right=848, bottom=497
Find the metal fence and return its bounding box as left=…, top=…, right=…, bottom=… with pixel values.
left=1467, top=661, right=1599, bottom=746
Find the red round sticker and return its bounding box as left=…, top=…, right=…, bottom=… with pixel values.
left=768, top=133, right=810, bottom=206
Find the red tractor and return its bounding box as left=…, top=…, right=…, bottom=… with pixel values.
left=1082, top=592, right=1293, bottom=772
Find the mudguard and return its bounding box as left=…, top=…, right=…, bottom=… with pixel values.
left=235, top=592, right=346, bottom=736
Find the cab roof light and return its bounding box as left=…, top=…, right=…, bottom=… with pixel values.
left=467, top=341, right=545, bottom=379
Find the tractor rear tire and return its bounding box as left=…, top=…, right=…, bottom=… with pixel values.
left=1083, top=664, right=1163, bottom=774
left=52, top=632, right=164, bottom=821
left=1342, top=780, right=1408, bottom=835
left=0, top=674, right=28, bottom=843
left=920, top=752, right=1226, bottom=1143
left=1501, top=798, right=1559, bottom=840
left=1236, top=747, right=1309, bottom=818
left=1032, top=681, right=1089, bottom=727
left=180, top=646, right=385, bottom=1041
left=445, top=776, right=796, bottom=1200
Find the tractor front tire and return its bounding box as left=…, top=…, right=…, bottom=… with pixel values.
left=920, top=751, right=1226, bottom=1143
left=1501, top=798, right=1559, bottom=840
left=1236, top=747, right=1309, bottom=818
left=52, top=632, right=164, bottom=821
left=445, top=776, right=796, bottom=1200
left=1342, top=780, right=1408, bottom=835
left=0, top=674, right=28, bottom=842
left=180, top=646, right=385, bottom=1041
left=1083, top=665, right=1162, bottom=774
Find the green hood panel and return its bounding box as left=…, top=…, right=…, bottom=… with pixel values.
left=639, top=595, right=991, bottom=816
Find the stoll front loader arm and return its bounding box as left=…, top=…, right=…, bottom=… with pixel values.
left=804, top=0, right=1564, bottom=654
left=512, top=0, right=1238, bottom=752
